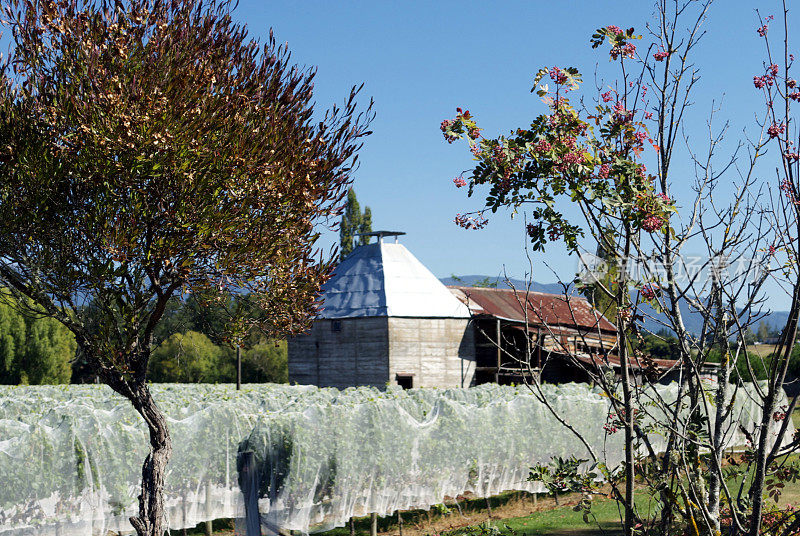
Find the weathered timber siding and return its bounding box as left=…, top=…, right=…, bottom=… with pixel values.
left=387, top=318, right=475, bottom=388
left=288, top=317, right=390, bottom=389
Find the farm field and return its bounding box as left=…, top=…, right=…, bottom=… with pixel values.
left=749, top=344, right=780, bottom=358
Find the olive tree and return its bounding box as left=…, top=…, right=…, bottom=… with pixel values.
left=0, top=0, right=371, bottom=534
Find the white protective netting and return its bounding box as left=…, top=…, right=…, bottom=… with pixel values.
left=0, top=382, right=790, bottom=535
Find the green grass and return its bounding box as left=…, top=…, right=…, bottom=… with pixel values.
left=482, top=498, right=624, bottom=536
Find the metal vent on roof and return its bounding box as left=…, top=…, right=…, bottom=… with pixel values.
left=355, top=230, right=406, bottom=243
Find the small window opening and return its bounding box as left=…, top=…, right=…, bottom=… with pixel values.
left=396, top=374, right=414, bottom=390
left=331, top=320, right=342, bottom=332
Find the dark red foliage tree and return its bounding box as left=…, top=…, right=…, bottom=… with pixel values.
left=0, top=0, right=372, bottom=534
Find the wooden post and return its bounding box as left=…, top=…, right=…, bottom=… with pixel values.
left=536, top=329, right=542, bottom=370
left=495, top=319, right=501, bottom=383
left=370, top=513, right=377, bottom=536
left=485, top=497, right=493, bottom=518
left=205, top=483, right=213, bottom=536
left=397, top=510, right=403, bottom=536
left=236, top=345, right=242, bottom=390
left=349, top=518, right=355, bottom=536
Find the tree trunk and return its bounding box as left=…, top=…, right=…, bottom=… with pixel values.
left=127, top=382, right=174, bottom=536
left=237, top=345, right=242, bottom=390
left=707, top=346, right=731, bottom=534
left=618, top=334, right=635, bottom=536
left=749, top=392, right=776, bottom=536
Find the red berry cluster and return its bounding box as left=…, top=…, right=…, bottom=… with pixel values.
left=757, top=15, right=773, bottom=37
left=641, top=214, right=665, bottom=232
left=610, top=42, right=636, bottom=61
left=612, top=102, right=633, bottom=124
left=653, top=49, right=669, bottom=61
left=549, top=67, right=568, bottom=85
left=754, top=64, right=780, bottom=89
left=547, top=224, right=563, bottom=241
left=603, top=421, right=619, bottom=434
left=780, top=178, right=799, bottom=205
left=440, top=119, right=458, bottom=143
left=768, top=122, right=785, bottom=139
left=773, top=405, right=788, bottom=422
left=640, top=284, right=659, bottom=300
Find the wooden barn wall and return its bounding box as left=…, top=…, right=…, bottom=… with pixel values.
left=288, top=317, right=390, bottom=389
left=387, top=318, right=476, bottom=388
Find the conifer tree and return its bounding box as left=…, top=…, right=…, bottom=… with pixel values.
left=359, top=206, right=373, bottom=246
left=340, top=189, right=372, bottom=258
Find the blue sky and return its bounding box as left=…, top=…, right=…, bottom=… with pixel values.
left=235, top=1, right=792, bottom=307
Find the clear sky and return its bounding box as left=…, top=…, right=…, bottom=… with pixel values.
left=233, top=1, right=792, bottom=307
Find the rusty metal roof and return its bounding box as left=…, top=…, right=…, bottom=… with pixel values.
left=448, top=286, right=617, bottom=333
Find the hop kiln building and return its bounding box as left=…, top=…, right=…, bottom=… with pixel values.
left=288, top=232, right=476, bottom=389
left=289, top=232, right=629, bottom=389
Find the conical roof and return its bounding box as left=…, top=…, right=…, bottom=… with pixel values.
left=318, top=241, right=470, bottom=319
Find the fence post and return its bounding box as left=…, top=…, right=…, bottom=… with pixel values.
left=370, top=513, right=377, bottom=536
left=205, top=482, right=213, bottom=536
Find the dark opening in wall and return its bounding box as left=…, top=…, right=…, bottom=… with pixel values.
left=331, top=320, right=342, bottom=332
left=396, top=374, right=413, bottom=390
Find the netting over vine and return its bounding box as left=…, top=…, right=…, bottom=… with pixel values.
left=0, top=382, right=788, bottom=535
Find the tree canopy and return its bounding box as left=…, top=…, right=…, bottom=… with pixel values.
left=0, top=290, right=74, bottom=385
left=0, top=0, right=371, bottom=533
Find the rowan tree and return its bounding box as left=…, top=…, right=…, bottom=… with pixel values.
left=0, top=0, right=371, bottom=534
left=442, top=2, right=800, bottom=535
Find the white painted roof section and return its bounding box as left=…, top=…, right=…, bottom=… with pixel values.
left=318, top=241, right=470, bottom=319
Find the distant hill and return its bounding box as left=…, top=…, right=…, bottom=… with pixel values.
left=440, top=275, right=565, bottom=295
left=442, top=275, right=790, bottom=336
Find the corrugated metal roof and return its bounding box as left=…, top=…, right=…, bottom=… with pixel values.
left=318, top=242, right=471, bottom=319
left=448, top=286, right=617, bottom=333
